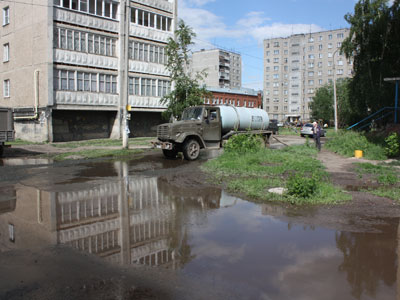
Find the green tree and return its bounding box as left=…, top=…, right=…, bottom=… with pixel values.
left=342, top=0, right=400, bottom=125
left=310, top=78, right=352, bottom=127
left=310, top=84, right=334, bottom=124
left=161, top=20, right=210, bottom=120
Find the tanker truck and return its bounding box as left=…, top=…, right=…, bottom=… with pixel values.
left=0, top=107, right=15, bottom=157
left=154, top=105, right=271, bottom=160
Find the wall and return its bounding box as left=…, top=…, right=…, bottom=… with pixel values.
left=128, top=111, right=163, bottom=137
left=52, top=110, right=116, bottom=142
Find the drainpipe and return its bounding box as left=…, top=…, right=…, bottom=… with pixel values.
left=13, top=70, right=40, bottom=120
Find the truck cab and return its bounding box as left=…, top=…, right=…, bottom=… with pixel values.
left=156, top=106, right=222, bottom=160
left=0, top=107, right=15, bottom=157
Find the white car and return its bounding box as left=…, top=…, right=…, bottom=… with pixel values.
left=300, top=123, right=325, bottom=137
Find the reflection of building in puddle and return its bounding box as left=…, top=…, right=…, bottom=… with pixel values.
left=0, top=167, right=222, bottom=268
left=2, top=158, right=53, bottom=166
left=55, top=177, right=178, bottom=268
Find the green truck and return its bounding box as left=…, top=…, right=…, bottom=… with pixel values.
left=155, top=105, right=271, bottom=160
left=0, top=107, right=15, bottom=157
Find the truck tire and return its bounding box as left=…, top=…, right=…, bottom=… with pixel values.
left=0, top=145, right=3, bottom=157
left=183, top=139, right=200, bottom=161
left=162, top=148, right=178, bottom=159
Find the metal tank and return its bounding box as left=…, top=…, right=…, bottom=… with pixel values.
left=217, top=106, right=270, bottom=134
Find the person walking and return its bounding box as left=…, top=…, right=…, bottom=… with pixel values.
left=313, top=121, right=322, bottom=151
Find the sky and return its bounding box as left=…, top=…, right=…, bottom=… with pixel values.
left=178, top=0, right=358, bottom=90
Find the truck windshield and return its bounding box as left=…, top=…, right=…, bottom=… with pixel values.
left=181, top=107, right=203, bottom=121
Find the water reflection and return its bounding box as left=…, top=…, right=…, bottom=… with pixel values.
left=0, top=161, right=398, bottom=299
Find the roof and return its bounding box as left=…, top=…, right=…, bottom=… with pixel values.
left=207, top=87, right=261, bottom=97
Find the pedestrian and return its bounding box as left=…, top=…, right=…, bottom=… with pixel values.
left=313, top=121, right=321, bottom=151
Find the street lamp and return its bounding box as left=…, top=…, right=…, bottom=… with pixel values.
left=332, top=48, right=339, bottom=132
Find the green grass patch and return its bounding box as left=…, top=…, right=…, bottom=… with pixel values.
left=52, top=149, right=143, bottom=161
left=7, top=139, right=45, bottom=145
left=202, top=144, right=350, bottom=205
left=365, top=187, right=400, bottom=201
left=325, top=130, right=387, bottom=160
left=52, top=137, right=155, bottom=148
left=277, top=127, right=300, bottom=136
left=354, top=162, right=399, bottom=185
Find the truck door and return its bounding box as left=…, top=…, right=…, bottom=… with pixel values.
left=203, top=108, right=221, bottom=142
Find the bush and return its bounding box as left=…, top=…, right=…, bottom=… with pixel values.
left=384, top=133, right=400, bottom=158
left=287, top=173, right=318, bottom=198
left=224, top=133, right=263, bottom=154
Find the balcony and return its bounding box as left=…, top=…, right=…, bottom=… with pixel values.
left=54, top=8, right=119, bottom=33
left=55, top=91, right=119, bottom=107
left=132, top=0, right=174, bottom=13
left=54, top=50, right=118, bottom=70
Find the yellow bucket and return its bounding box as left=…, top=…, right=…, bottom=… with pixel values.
left=354, top=150, right=363, bottom=158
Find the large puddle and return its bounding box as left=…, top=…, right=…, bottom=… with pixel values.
left=0, top=160, right=398, bottom=299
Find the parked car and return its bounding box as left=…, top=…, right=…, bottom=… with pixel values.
left=300, top=123, right=325, bottom=137
left=268, top=119, right=279, bottom=135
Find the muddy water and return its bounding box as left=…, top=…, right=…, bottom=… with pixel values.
left=0, top=159, right=398, bottom=299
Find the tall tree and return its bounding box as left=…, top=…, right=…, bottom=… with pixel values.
left=342, top=0, right=400, bottom=124
left=310, top=79, right=352, bottom=127
left=161, top=20, right=210, bottom=120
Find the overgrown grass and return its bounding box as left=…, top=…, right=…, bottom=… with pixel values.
left=277, top=127, right=300, bottom=136
left=325, top=130, right=387, bottom=160
left=202, top=144, right=351, bottom=205
left=52, top=149, right=143, bottom=161
left=52, top=137, right=155, bottom=148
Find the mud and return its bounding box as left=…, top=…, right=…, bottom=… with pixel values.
left=0, top=141, right=399, bottom=300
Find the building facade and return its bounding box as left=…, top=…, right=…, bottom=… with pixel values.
left=191, top=49, right=242, bottom=89
left=0, top=0, right=176, bottom=142
left=263, top=29, right=353, bottom=122
left=204, top=87, right=262, bottom=108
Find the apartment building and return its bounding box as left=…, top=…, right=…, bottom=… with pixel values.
left=204, top=87, right=262, bottom=109
left=191, top=49, right=242, bottom=89
left=0, top=0, right=176, bottom=142
left=263, top=28, right=352, bottom=122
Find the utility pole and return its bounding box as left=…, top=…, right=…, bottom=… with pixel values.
left=384, top=77, right=400, bottom=124
left=118, top=0, right=130, bottom=149
left=332, top=48, right=339, bottom=131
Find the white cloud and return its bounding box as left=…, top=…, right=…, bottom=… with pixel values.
left=179, top=2, right=324, bottom=47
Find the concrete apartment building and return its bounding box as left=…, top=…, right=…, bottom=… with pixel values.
left=263, top=28, right=353, bottom=122
left=204, top=87, right=262, bottom=109
left=191, top=49, right=242, bottom=89
left=0, top=0, right=176, bottom=142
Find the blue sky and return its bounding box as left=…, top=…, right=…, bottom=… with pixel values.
left=178, top=0, right=358, bottom=90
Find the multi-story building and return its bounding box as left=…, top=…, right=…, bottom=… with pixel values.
left=204, top=87, right=262, bottom=109
left=0, top=0, right=176, bottom=142
left=191, top=49, right=242, bottom=89
left=263, top=29, right=353, bottom=122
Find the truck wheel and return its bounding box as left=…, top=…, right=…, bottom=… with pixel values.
left=162, top=148, right=178, bottom=159
left=183, top=139, right=200, bottom=161
left=0, top=145, right=3, bottom=157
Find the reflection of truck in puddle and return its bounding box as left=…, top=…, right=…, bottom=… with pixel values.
left=0, top=107, right=15, bottom=157
left=155, top=105, right=271, bottom=160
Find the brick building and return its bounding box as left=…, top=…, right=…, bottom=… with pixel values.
left=204, top=87, right=262, bottom=108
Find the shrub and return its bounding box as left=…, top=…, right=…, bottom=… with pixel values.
left=224, top=133, right=263, bottom=154
left=287, top=173, right=318, bottom=198
left=384, top=133, right=400, bottom=158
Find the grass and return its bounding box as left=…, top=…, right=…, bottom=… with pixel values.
left=325, top=130, right=387, bottom=160
left=354, top=162, right=399, bottom=185
left=52, top=149, right=144, bottom=161
left=7, top=139, right=45, bottom=145
left=277, top=127, right=300, bottom=136
left=202, top=144, right=351, bottom=205
left=366, top=187, right=400, bottom=201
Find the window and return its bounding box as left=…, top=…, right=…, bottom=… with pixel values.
left=328, top=34, right=332, bottom=40
left=273, top=50, right=279, bottom=55
left=3, top=79, right=10, bottom=97
left=54, top=0, right=119, bottom=20
left=337, top=33, right=344, bottom=39
left=3, top=43, right=9, bottom=62
left=3, top=7, right=9, bottom=26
